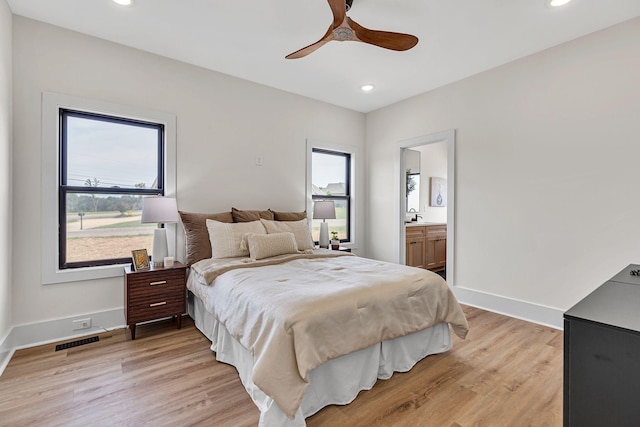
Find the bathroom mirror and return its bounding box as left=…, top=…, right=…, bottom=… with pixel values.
left=406, top=173, right=420, bottom=212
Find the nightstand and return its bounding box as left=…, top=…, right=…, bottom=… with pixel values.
left=124, top=261, right=187, bottom=340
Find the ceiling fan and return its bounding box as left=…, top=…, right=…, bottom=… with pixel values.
left=286, top=0, right=418, bottom=59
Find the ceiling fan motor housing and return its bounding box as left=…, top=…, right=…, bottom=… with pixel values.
left=333, top=27, right=353, bottom=41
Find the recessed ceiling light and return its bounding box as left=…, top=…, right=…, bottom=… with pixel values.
left=547, top=0, right=572, bottom=7
left=113, top=0, right=132, bottom=6
left=361, top=84, right=375, bottom=92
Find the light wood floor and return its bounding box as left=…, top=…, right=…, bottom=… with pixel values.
left=0, top=306, right=562, bottom=426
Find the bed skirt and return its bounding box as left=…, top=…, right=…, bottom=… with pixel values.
left=188, top=291, right=452, bottom=427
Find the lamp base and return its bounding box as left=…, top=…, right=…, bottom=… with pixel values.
left=152, top=228, right=168, bottom=266
left=319, top=222, right=329, bottom=249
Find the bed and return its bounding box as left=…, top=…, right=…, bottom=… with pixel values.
left=179, top=208, right=469, bottom=427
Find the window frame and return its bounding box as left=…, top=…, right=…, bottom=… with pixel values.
left=58, top=109, right=166, bottom=269
left=306, top=140, right=358, bottom=249
left=311, top=148, right=352, bottom=243
left=42, top=92, right=177, bottom=284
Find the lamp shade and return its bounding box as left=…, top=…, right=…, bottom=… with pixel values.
left=313, top=200, right=336, bottom=220
left=141, top=197, right=179, bottom=224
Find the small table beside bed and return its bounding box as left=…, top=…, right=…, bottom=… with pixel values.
left=179, top=208, right=469, bottom=427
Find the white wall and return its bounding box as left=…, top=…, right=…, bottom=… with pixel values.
left=0, top=0, right=13, bottom=360
left=366, top=17, right=640, bottom=313
left=12, top=17, right=365, bottom=329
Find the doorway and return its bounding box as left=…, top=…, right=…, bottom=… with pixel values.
left=398, top=130, right=455, bottom=285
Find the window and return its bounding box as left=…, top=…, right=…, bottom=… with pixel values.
left=59, top=110, right=165, bottom=269
left=42, top=92, right=176, bottom=284
left=311, top=148, right=351, bottom=243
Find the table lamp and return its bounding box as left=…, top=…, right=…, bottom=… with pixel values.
left=141, top=196, right=179, bottom=266
left=313, top=200, right=336, bottom=248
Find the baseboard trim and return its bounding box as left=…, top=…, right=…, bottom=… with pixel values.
left=0, top=328, right=14, bottom=377
left=452, top=286, right=564, bottom=330
left=0, top=308, right=126, bottom=376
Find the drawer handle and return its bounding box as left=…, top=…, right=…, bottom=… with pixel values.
left=149, top=280, right=167, bottom=286
left=150, top=302, right=167, bottom=307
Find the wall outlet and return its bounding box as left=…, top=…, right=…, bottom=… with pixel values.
left=72, top=318, right=92, bottom=330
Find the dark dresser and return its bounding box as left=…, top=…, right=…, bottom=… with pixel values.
left=564, top=264, right=640, bottom=426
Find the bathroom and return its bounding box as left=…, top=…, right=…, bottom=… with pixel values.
left=404, top=141, right=448, bottom=225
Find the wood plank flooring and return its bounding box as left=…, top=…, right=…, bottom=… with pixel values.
left=0, top=306, right=562, bottom=426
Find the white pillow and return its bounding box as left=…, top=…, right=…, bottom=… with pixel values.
left=246, top=232, right=299, bottom=260
left=206, top=219, right=266, bottom=259
left=260, top=218, right=315, bottom=250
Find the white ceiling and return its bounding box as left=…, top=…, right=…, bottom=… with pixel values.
left=7, top=0, right=640, bottom=113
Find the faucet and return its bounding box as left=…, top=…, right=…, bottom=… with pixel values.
left=414, top=214, right=422, bottom=222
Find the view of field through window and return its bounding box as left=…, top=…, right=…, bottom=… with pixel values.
left=65, top=195, right=155, bottom=263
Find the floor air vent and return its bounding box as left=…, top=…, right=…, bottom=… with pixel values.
left=55, top=336, right=99, bottom=351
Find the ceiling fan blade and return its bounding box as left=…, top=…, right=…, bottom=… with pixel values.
left=328, top=0, right=346, bottom=29
left=348, top=17, right=418, bottom=51
left=286, top=25, right=334, bottom=59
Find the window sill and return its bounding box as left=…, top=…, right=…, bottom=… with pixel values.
left=42, top=263, right=127, bottom=285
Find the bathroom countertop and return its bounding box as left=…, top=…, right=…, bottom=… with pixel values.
left=405, top=222, right=446, bottom=227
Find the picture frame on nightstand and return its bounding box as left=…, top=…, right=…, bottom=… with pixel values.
left=131, top=249, right=150, bottom=271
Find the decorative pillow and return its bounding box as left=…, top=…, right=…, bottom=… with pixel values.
left=246, top=232, right=299, bottom=260
left=206, top=219, right=266, bottom=259
left=232, top=207, right=275, bottom=223
left=268, top=209, right=307, bottom=222
left=179, top=210, right=233, bottom=265
left=260, top=218, right=315, bottom=251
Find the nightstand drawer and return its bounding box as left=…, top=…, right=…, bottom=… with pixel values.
left=126, top=269, right=185, bottom=292
left=127, top=279, right=183, bottom=303
left=127, top=285, right=185, bottom=306
left=127, top=295, right=185, bottom=324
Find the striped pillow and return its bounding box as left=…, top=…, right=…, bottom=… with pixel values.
left=206, top=219, right=266, bottom=259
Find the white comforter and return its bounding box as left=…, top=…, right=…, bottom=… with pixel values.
left=189, top=251, right=468, bottom=419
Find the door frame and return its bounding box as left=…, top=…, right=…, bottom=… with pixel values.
left=398, top=129, right=456, bottom=285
